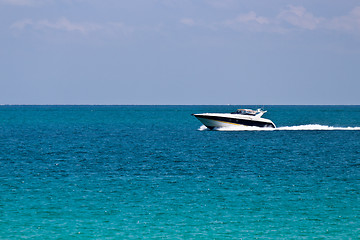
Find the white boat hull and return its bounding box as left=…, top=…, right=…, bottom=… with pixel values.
left=195, top=117, right=243, bottom=129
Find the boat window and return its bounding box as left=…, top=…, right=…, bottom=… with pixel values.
left=232, top=109, right=258, bottom=115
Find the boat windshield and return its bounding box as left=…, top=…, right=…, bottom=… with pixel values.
left=232, top=109, right=258, bottom=116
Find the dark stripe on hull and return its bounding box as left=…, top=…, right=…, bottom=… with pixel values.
left=196, top=115, right=275, bottom=128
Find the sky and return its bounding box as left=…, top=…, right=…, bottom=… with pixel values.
left=1, top=0, right=360, bottom=105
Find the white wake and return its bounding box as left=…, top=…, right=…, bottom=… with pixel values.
left=198, top=124, right=360, bottom=131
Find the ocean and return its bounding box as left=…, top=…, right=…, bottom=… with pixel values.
left=0, top=105, right=359, bottom=239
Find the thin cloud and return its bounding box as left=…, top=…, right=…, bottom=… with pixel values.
left=108, top=22, right=135, bottom=36
left=10, top=5, right=360, bottom=37
left=328, top=6, right=360, bottom=33
left=11, top=17, right=102, bottom=34
left=222, top=11, right=279, bottom=33
left=277, top=5, right=323, bottom=30
left=179, top=18, right=218, bottom=31
left=10, top=19, right=33, bottom=29
left=10, top=17, right=138, bottom=39
left=227, top=11, right=269, bottom=25
left=180, top=6, right=360, bottom=35
left=180, top=18, right=196, bottom=26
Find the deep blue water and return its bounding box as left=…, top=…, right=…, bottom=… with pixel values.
left=0, top=105, right=359, bottom=239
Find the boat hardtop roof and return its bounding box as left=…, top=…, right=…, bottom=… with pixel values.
left=232, top=108, right=266, bottom=116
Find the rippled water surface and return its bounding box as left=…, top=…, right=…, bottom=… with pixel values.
left=0, top=105, right=359, bottom=239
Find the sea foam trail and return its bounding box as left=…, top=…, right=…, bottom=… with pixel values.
left=198, top=124, right=360, bottom=131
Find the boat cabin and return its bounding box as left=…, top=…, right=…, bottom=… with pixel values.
left=232, top=109, right=259, bottom=116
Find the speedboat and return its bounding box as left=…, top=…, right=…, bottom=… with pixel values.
left=192, top=108, right=276, bottom=130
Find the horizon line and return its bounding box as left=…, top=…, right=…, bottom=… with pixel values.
left=1, top=104, right=360, bottom=106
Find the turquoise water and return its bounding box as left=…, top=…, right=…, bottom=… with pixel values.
left=0, top=105, right=359, bottom=239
